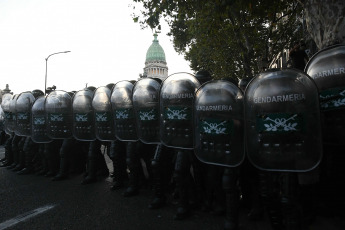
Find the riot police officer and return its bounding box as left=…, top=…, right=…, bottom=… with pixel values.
left=305, top=44, right=345, bottom=221
left=159, top=72, right=204, bottom=220
left=244, top=69, right=322, bottom=230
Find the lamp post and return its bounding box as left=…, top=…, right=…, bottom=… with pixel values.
left=45, top=51, right=71, bottom=94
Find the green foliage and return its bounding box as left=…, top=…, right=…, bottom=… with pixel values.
left=132, top=0, right=304, bottom=81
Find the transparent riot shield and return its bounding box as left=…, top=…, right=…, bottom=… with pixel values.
left=0, top=107, right=4, bottom=133
left=133, top=78, right=161, bottom=144
left=45, top=90, right=73, bottom=139
left=92, top=86, right=116, bottom=141
left=111, top=80, right=138, bottom=141
left=1, top=93, right=14, bottom=135
left=244, top=68, right=322, bottom=172
left=160, top=72, right=200, bottom=149
left=72, top=89, right=96, bottom=141
left=31, top=96, right=52, bottom=143
left=8, top=94, right=19, bottom=133
left=15, top=92, right=35, bottom=136
left=305, top=44, right=345, bottom=145
left=194, top=80, right=245, bottom=167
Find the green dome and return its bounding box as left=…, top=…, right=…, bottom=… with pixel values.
left=145, top=34, right=166, bottom=63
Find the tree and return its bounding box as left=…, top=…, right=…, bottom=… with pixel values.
left=132, top=0, right=344, bottom=80
left=301, top=0, right=345, bottom=49
left=132, top=0, right=304, bottom=81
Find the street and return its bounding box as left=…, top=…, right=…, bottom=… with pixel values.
left=0, top=145, right=344, bottom=230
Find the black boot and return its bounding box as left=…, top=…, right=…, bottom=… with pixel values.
left=0, top=137, right=13, bottom=167
left=122, top=142, right=140, bottom=197
left=52, top=157, right=69, bottom=181
left=96, top=151, right=109, bottom=177
left=148, top=171, right=167, bottom=209
left=173, top=150, right=192, bottom=220
left=174, top=186, right=190, bottom=220
left=122, top=166, right=139, bottom=197
left=281, top=173, right=303, bottom=230
left=148, top=144, right=170, bottom=209
left=149, top=163, right=166, bottom=209
left=37, top=156, right=49, bottom=175
left=81, top=157, right=97, bottom=184
left=13, top=150, right=25, bottom=172
left=260, top=172, right=284, bottom=230
left=223, top=168, right=240, bottom=230
left=45, top=153, right=59, bottom=177
left=18, top=139, right=35, bottom=175
left=18, top=147, right=34, bottom=174
left=110, top=156, right=127, bottom=190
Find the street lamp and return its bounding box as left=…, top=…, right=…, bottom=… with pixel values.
left=45, top=51, right=71, bottom=94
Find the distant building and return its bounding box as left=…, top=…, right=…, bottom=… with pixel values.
left=0, top=84, right=12, bottom=104
left=142, top=34, right=168, bottom=81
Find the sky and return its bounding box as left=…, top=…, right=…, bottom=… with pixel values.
left=0, top=0, right=192, bottom=95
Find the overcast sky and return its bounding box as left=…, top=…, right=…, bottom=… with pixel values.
left=0, top=0, right=192, bottom=94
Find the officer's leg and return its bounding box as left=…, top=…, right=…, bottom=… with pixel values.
left=82, top=140, right=102, bottom=184
left=13, top=137, right=26, bottom=171
left=281, top=172, right=303, bottom=230
left=95, top=143, right=109, bottom=178
left=259, top=171, right=284, bottom=230
left=68, top=140, right=86, bottom=175
left=222, top=167, right=240, bottom=230
left=140, top=143, right=156, bottom=188
left=205, top=165, right=226, bottom=215
left=149, top=144, right=175, bottom=209
left=53, top=138, right=74, bottom=181
left=0, top=135, right=13, bottom=167
left=45, top=140, right=62, bottom=177
left=37, top=143, right=48, bottom=175
left=31, top=142, right=41, bottom=173
left=173, top=149, right=193, bottom=220
left=7, top=135, right=21, bottom=169
left=110, top=139, right=127, bottom=190
left=123, top=141, right=141, bottom=197
left=188, top=154, right=207, bottom=211
left=18, top=137, right=36, bottom=175
left=298, top=167, right=319, bottom=227
left=239, top=158, right=264, bottom=221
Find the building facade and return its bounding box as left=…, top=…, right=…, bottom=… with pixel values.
left=142, top=34, right=168, bottom=81
left=0, top=84, right=12, bottom=104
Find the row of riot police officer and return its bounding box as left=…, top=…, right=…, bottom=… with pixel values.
left=0, top=89, right=109, bottom=183
left=1, top=44, right=345, bottom=230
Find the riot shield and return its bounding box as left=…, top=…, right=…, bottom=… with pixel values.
left=72, top=89, right=96, bottom=141
left=8, top=94, right=19, bottom=133
left=133, top=78, right=161, bottom=144
left=305, top=44, right=345, bottom=144
left=244, top=68, right=322, bottom=172
left=92, top=86, right=116, bottom=141
left=45, top=90, right=73, bottom=139
left=194, top=80, right=245, bottom=167
left=15, top=92, right=35, bottom=136
left=1, top=93, right=14, bottom=135
left=111, top=80, right=138, bottom=141
left=31, top=96, right=52, bottom=143
left=0, top=107, right=3, bottom=130
left=160, top=72, right=200, bottom=149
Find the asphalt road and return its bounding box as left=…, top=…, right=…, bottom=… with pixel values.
left=0, top=145, right=345, bottom=230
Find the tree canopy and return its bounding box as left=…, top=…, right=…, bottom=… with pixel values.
left=131, top=0, right=307, bottom=80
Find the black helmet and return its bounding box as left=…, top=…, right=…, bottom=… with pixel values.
left=195, top=70, right=212, bottom=84
left=67, top=91, right=76, bottom=97
left=106, top=83, right=115, bottom=91
left=31, top=89, right=44, bottom=98
left=149, top=77, right=163, bottom=84
left=238, top=77, right=251, bottom=92
left=86, top=86, right=96, bottom=92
